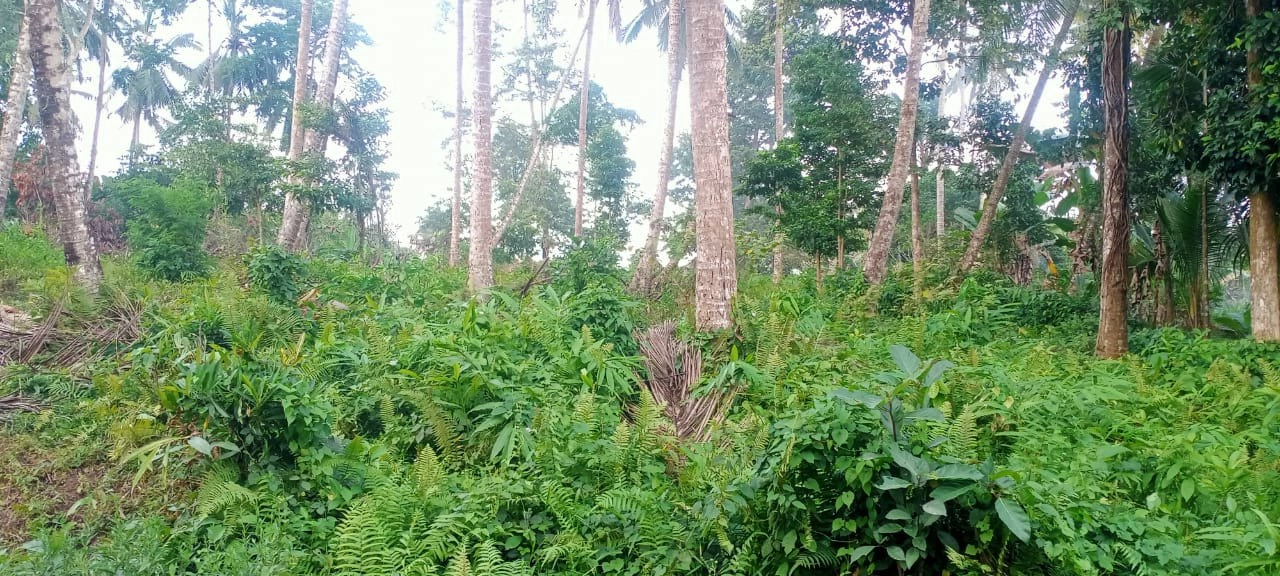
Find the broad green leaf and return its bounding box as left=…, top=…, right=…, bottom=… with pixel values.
left=877, top=476, right=912, bottom=490
left=933, top=464, right=984, bottom=481
left=1181, top=478, right=1195, bottom=501
left=830, top=388, right=883, bottom=408
left=922, top=499, right=947, bottom=516
left=924, top=360, right=954, bottom=386
left=996, top=498, right=1032, bottom=542
left=931, top=481, right=975, bottom=502
left=846, top=545, right=876, bottom=561
left=886, top=545, right=906, bottom=561
left=187, top=436, right=213, bottom=456
left=886, top=509, right=913, bottom=521
left=890, top=345, right=921, bottom=375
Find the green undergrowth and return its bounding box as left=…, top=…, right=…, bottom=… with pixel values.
left=0, top=243, right=1277, bottom=575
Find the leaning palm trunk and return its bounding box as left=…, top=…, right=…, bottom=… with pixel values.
left=687, top=0, right=736, bottom=331
left=911, top=148, right=925, bottom=305
left=632, top=0, right=684, bottom=294
left=636, top=321, right=735, bottom=442
left=1095, top=6, right=1130, bottom=358
left=863, top=0, right=930, bottom=285
left=1247, top=0, right=1280, bottom=341
left=468, top=0, right=495, bottom=292
left=574, top=0, right=599, bottom=238
left=0, top=10, right=31, bottom=221
left=959, top=0, right=1076, bottom=273
left=28, top=0, right=102, bottom=290
left=85, top=0, right=113, bottom=194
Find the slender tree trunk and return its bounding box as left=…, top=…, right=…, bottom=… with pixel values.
left=959, top=0, right=1076, bottom=273
left=86, top=1, right=112, bottom=195
left=1095, top=7, right=1130, bottom=358
left=688, top=0, right=736, bottom=331
left=574, top=0, right=598, bottom=238
left=1247, top=0, right=1280, bottom=341
left=278, top=0, right=314, bottom=249
left=294, top=0, right=347, bottom=248
left=771, top=4, right=786, bottom=284
left=492, top=23, right=587, bottom=246
left=130, top=108, right=142, bottom=153
left=0, top=11, right=31, bottom=221
left=911, top=146, right=925, bottom=304
left=1152, top=218, right=1174, bottom=326
left=814, top=252, right=823, bottom=294
left=28, top=0, right=101, bottom=289
left=633, top=0, right=683, bottom=293
left=837, top=153, right=845, bottom=269
left=863, top=0, right=930, bottom=285
left=449, top=0, right=465, bottom=266
left=468, top=0, right=495, bottom=292
left=935, top=168, right=945, bottom=238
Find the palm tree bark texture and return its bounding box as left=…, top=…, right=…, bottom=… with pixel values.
left=28, top=0, right=103, bottom=289
left=687, top=0, right=736, bottom=331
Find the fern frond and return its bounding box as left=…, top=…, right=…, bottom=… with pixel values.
left=412, top=445, right=445, bottom=497
left=195, top=463, right=258, bottom=518
left=331, top=496, right=395, bottom=576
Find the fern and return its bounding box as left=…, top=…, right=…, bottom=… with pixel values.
left=412, top=445, right=445, bottom=497
left=195, top=463, right=258, bottom=518
left=330, top=496, right=395, bottom=576
left=945, top=403, right=981, bottom=463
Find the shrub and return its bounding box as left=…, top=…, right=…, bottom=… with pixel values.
left=0, top=223, right=62, bottom=295
left=117, top=177, right=213, bottom=281
left=247, top=244, right=307, bottom=304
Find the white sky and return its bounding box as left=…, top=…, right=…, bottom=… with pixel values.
left=70, top=0, right=1066, bottom=245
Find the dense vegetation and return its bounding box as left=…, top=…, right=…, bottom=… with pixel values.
left=2, top=0, right=1280, bottom=574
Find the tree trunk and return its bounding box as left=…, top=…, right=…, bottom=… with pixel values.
left=278, top=0, right=314, bottom=250
left=814, top=252, right=823, bottom=294
left=1095, top=8, right=1130, bottom=358
left=911, top=145, right=925, bottom=304
left=28, top=0, right=101, bottom=289
left=863, top=0, right=930, bottom=285
left=1152, top=218, right=1174, bottom=326
left=771, top=4, right=786, bottom=285
left=130, top=107, right=142, bottom=153
left=959, top=0, right=1075, bottom=273
left=935, top=168, right=945, bottom=238
left=633, top=0, right=683, bottom=293
left=688, top=0, right=736, bottom=331
left=574, top=0, right=598, bottom=238
left=492, top=22, right=587, bottom=246
left=468, top=0, right=495, bottom=292
left=0, top=10, right=31, bottom=222
left=295, top=0, right=347, bottom=248
left=1247, top=0, right=1280, bottom=341
left=86, top=1, right=112, bottom=196
left=449, top=0, right=464, bottom=267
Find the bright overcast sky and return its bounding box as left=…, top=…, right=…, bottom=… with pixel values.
left=71, top=0, right=1064, bottom=245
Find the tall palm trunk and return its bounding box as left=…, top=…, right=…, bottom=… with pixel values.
left=863, top=0, right=930, bottom=285
left=85, top=1, right=112, bottom=194
left=959, top=0, right=1076, bottom=273
left=28, top=0, right=102, bottom=289
left=935, top=81, right=946, bottom=239
left=574, top=0, right=599, bottom=238
left=0, top=10, right=31, bottom=221
left=771, top=5, right=786, bottom=284
left=911, top=146, right=924, bottom=306
left=278, top=0, right=314, bottom=249
left=1247, top=0, right=1280, bottom=341
left=449, top=0, right=464, bottom=266
left=688, top=0, right=736, bottom=331
left=468, top=0, right=495, bottom=292
left=1096, top=5, right=1130, bottom=358
left=633, top=0, right=684, bottom=293
left=280, top=0, right=346, bottom=251
left=1152, top=218, right=1174, bottom=326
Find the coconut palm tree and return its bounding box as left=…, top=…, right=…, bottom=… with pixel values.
left=469, top=0, right=495, bottom=292
left=28, top=0, right=102, bottom=289
left=0, top=5, right=31, bottom=221
left=450, top=0, right=464, bottom=267
left=573, top=0, right=622, bottom=238
left=113, top=31, right=198, bottom=153
left=687, top=0, right=735, bottom=330
left=862, top=0, right=931, bottom=286
left=958, top=0, right=1078, bottom=274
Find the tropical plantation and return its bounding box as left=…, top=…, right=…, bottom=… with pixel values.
left=1, top=0, right=1279, bottom=573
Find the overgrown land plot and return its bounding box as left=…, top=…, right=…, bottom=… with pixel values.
left=2, top=0, right=1280, bottom=574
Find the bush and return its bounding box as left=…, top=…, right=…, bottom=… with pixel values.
left=247, top=244, right=307, bottom=304
left=116, top=177, right=213, bottom=282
